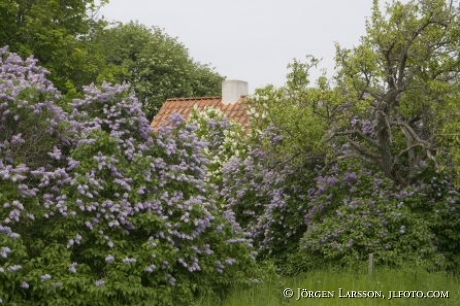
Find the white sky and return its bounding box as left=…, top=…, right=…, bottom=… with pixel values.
left=99, top=0, right=374, bottom=93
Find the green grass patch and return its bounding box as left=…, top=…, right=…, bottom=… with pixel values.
left=193, top=268, right=460, bottom=306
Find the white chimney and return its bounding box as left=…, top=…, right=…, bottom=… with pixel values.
left=222, top=80, right=248, bottom=104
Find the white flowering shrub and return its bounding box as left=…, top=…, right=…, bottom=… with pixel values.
left=187, top=107, right=247, bottom=186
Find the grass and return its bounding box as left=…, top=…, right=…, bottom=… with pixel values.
left=193, top=268, right=460, bottom=306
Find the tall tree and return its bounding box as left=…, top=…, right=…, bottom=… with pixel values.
left=96, top=22, right=224, bottom=120
left=331, top=0, right=460, bottom=185
left=0, top=0, right=109, bottom=95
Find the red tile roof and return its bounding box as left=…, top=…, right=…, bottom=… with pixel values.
left=150, top=96, right=250, bottom=130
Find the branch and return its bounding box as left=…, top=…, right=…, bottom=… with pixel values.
left=397, top=16, right=433, bottom=88
left=335, top=149, right=381, bottom=168
left=397, top=120, right=433, bottom=149
left=347, top=138, right=382, bottom=164
left=333, top=129, right=381, bottom=149
left=435, top=133, right=460, bottom=137
left=393, top=143, right=424, bottom=164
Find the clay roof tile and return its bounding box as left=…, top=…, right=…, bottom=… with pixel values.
left=150, top=96, right=251, bottom=131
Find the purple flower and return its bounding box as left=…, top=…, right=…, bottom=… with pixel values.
left=41, top=274, right=52, bottom=282
left=8, top=209, right=20, bottom=222
left=344, top=172, right=358, bottom=183
left=168, top=275, right=176, bottom=286
left=69, top=262, right=78, bottom=273
left=122, top=257, right=136, bottom=265
left=225, top=258, right=236, bottom=265
left=145, top=264, right=156, bottom=273
left=95, top=279, right=105, bottom=287
left=169, top=113, right=185, bottom=126
left=361, top=119, right=375, bottom=136
left=67, top=239, right=74, bottom=249
left=326, top=176, right=339, bottom=187
left=7, top=265, right=22, bottom=272
left=47, top=146, right=62, bottom=160
left=105, top=255, right=115, bottom=263
left=400, top=225, right=406, bottom=234
left=11, top=133, right=25, bottom=144
left=75, top=234, right=83, bottom=244
left=20, top=282, right=29, bottom=289
left=1, top=247, right=11, bottom=258
left=8, top=233, right=20, bottom=239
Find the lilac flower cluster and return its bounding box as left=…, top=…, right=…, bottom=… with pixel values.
left=301, top=164, right=445, bottom=267
left=0, top=48, right=258, bottom=305
left=350, top=116, right=376, bottom=137
left=220, top=125, right=309, bottom=254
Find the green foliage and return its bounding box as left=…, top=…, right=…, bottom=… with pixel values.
left=247, top=58, right=330, bottom=166
left=0, top=4, right=223, bottom=115
left=95, top=22, right=224, bottom=119
left=301, top=162, right=443, bottom=270
left=438, top=112, right=460, bottom=187
left=332, top=0, right=460, bottom=185
left=289, top=0, right=460, bottom=272
left=0, top=0, right=109, bottom=95
left=215, top=0, right=460, bottom=278
left=194, top=268, right=460, bottom=306
left=4, top=0, right=460, bottom=303
left=0, top=50, right=257, bottom=305
left=414, top=174, right=460, bottom=273
left=187, top=106, right=247, bottom=187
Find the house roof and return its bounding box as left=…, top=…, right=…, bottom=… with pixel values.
left=150, top=96, right=250, bottom=130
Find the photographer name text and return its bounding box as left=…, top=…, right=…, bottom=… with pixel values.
left=282, top=288, right=449, bottom=300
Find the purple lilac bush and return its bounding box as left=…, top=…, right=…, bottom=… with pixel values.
left=220, top=125, right=310, bottom=257
left=301, top=163, right=444, bottom=269
left=219, top=96, right=460, bottom=273
left=0, top=48, right=257, bottom=305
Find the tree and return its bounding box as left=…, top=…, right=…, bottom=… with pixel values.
left=96, top=22, right=224, bottom=120
left=0, top=0, right=109, bottom=95
left=1, top=4, right=224, bottom=116
left=216, top=0, right=460, bottom=272
left=293, top=0, right=460, bottom=271
left=332, top=0, right=460, bottom=185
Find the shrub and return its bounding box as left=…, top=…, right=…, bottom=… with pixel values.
left=0, top=48, right=257, bottom=305
left=220, top=125, right=313, bottom=259
left=301, top=162, right=445, bottom=270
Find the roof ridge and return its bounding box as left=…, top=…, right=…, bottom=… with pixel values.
left=166, top=96, right=221, bottom=101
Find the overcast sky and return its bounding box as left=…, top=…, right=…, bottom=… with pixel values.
left=99, top=0, right=374, bottom=93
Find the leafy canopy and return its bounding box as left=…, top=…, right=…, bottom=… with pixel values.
left=95, top=22, right=224, bottom=120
